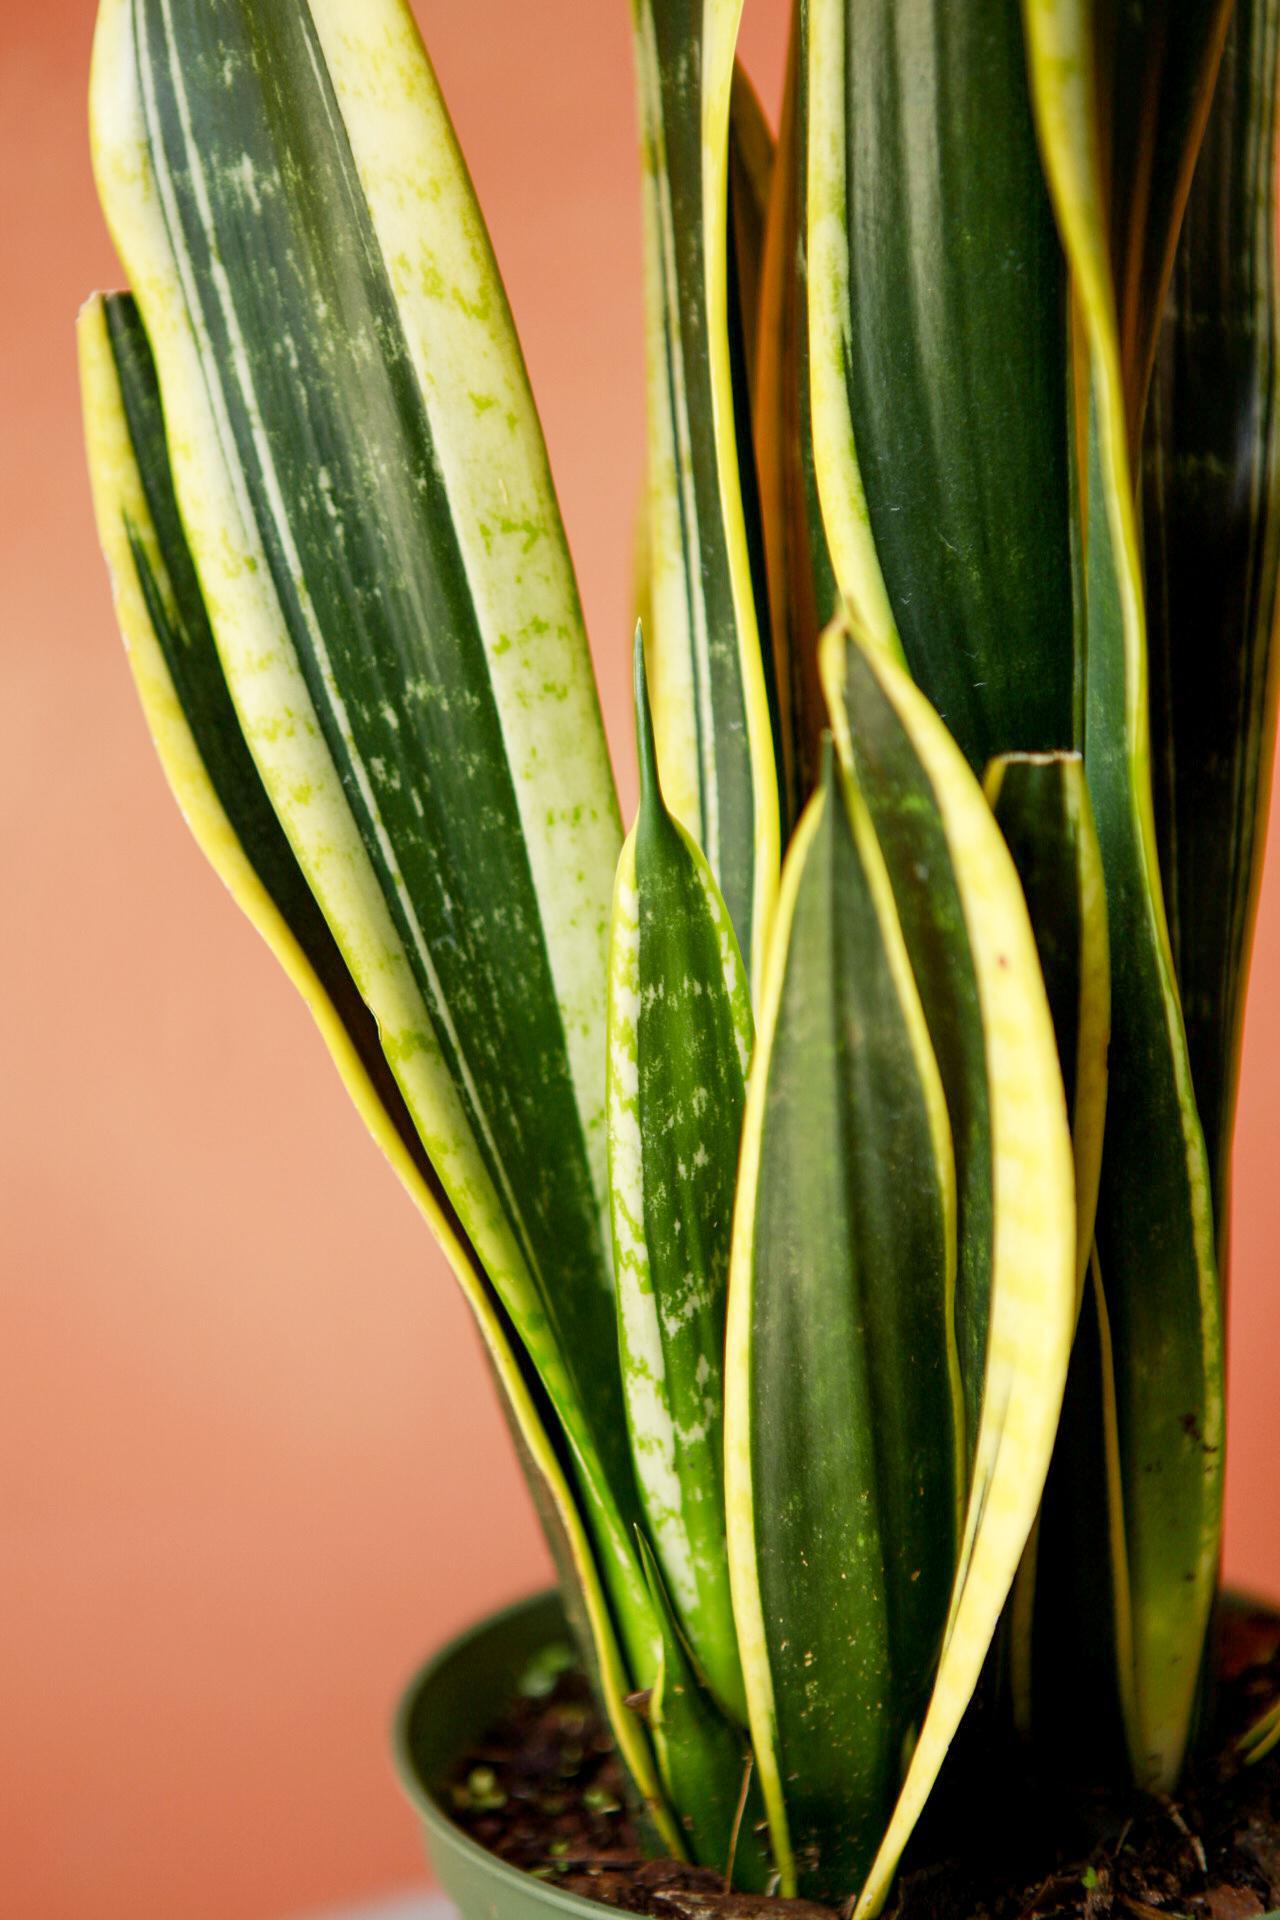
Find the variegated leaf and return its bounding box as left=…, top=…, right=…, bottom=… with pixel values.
left=608, top=633, right=752, bottom=1725
left=630, top=0, right=780, bottom=993
left=725, top=740, right=962, bottom=1901
left=77, top=287, right=678, bottom=1849
left=1020, top=0, right=1225, bottom=1789
left=983, top=753, right=1112, bottom=1745
left=805, top=0, right=1075, bottom=774
left=90, top=0, right=658, bottom=1682
left=821, top=624, right=1077, bottom=1920
left=1144, top=0, right=1280, bottom=1248
left=984, top=752, right=1110, bottom=1296
left=755, top=0, right=837, bottom=829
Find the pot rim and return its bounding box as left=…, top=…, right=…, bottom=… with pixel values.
left=394, top=1584, right=1280, bottom=1918
left=393, top=1586, right=622, bottom=1920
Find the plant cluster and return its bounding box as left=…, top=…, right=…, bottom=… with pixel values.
left=81, top=0, right=1280, bottom=1907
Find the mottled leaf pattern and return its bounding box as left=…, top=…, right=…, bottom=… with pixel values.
left=77, top=287, right=679, bottom=1850
left=608, top=635, right=752, bottom=1724
left=90, top=0, right=660, bottom=1680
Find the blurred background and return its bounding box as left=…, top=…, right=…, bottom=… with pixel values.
left=1, top=3, right=1275, bottom=1915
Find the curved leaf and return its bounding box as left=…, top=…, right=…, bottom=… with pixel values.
left=821, top=625, right=1076, bottom=1920
left=76, top=288, right=679, bottom=1850
left=806, top=0, right=1075, bottom=772
left=983, top=752, right=1111, bottom=1745
left=1020, top=0, right=1225, bottom=1788
left=984, top=752, right=1110, bottom=1294
left=725, top=745, right=961, bottom=1900
left=90, top=0, right=658, bottom=1680
left=608, top=633, right=751, bottom=1725
left=630, top=0, right=780, bottom=993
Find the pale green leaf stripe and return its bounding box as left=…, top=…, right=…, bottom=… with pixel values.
left=725, top=745, right=960, bottom=1901
left=76, top=288, right=680, bottom=1854
left=631, top=0, right=780, bottom=994
left=607, top=634, right=751, bottom=1725
left=1020, top=0, right=1224, bottom=1787
left=821, top=627, right=1076, bottom=1920
left=90, top=0, right=659, bottom=1680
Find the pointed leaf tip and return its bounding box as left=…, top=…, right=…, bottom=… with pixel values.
left=634, top=622, right=662, bottom=809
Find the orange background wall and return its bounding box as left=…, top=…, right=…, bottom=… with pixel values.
left=1, top=4, right=1275, bottom=1916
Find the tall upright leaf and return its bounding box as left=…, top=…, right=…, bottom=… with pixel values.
left=608, top=634, right=752, bottom=1725
left=727, top=65, right=774, bottom=421
left=630, top=0, right=781, bottom=991
left=1096, top=0, right=1233, bottom=450
left=90, top=0, right=658, bottom=1679
left=805, top=0, right=1075, bottom=773
left=725, top=744, right=961, bottom=1901
left=755, top=0, right=837, bottom=827
left=1144, top=0, right=1280, bottom=1245
left=1021, top=0, right=1225, bottom=1788
left=77, top=288, right=678, bottom=1848
left=821, top=625, right=1077, bottom=1920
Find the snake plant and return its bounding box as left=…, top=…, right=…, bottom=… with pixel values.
left=80, top=0, right=1280, bottom=1907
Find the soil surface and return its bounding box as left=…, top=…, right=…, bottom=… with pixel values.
left=443, top=1605, right=1280, bottom=1920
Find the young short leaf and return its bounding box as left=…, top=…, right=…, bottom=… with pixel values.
left=608, top=631, right=752, bottom=1726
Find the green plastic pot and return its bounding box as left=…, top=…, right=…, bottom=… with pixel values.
left=394, top=1588, right=613, bottom=1920
left=396, top=1587, right=1280, bottom=1920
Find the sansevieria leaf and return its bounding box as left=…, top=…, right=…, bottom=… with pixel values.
left=608, top=633, right=751, bottom=1725
left=1144, top=0, right=1280, bottom=1246
left=1021, top=0, right=1225, bottom=1788
left=630, top=0, right=780, bottom=993
left=821, top=624, right=1076, bottom=1920
left=77, top=288, right=678, bottom=1851
left=89, top=0, right=659, bottom=1681
left=1097, top=0, right=1233, bottom=450
left=984, top=752, right=1110, bottom=1296
left=805, top=0, right=1075, bottom=773
left=727, top=65, right=774, bottom=423
left=983, top=752, right=1112, bottom=1745
left=755, top=0, right=837, bottom=829
left=725, top=739, right=961, bottom=1902
left=636, top=1535, right=769, bottom=1889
